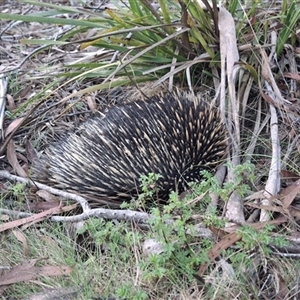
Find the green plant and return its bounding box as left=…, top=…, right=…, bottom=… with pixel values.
left=138, top=173, right=163, bottom=204
left=236, top=224, right=288, bottom=255
left=116, top=283, right=148, bottom=300
left=120, top=172, right=162, bottom=210
left=277, top=0, right=300, bottom=55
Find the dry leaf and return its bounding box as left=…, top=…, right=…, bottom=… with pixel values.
left=276, top=273, right=290, bottom=300
left=6, top=140, right=28, bottom=178
left=6, top=94, right=15, bottom=111
left=86, top=94, right=97, bottom=111
left=27, top=201, right=61, bottom=212
left=283, top=72, right=300, bottom=81
left=198, top=216, right=287, bottom=277
left=36, top=190, right=60, bottom=202
left=4, top=117, right=25, bottom=138
left=26, top=140, right=38, bottom=164
left=12, top=230, right=29, bottom=256
left=0, top=258, right=73, bottom=286
left=218, top=7, right=239, bottom=73
left=0, top=204, right=63, bottom=233
left=280, top=179, right=300, bottom=209
left=281, top=170, right=300, bottom=180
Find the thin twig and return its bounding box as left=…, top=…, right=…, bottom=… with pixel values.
left=0, top=170, right=90, bottom=213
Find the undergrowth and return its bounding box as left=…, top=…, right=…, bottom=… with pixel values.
left=0, top=165, right=298, bottom=299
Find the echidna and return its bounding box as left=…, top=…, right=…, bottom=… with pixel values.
left=32, top=93, right=227, bottom=206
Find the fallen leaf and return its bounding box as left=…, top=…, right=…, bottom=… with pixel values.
left=36, top=190, right=60, bottom=202
left=283, top=72, right=300, bottom=81
left=276, top=273, right=290, bottom=300
left=26, top=140, right=38, bottom=164
left=86, top=94, right=97, bottom=111
left=281, top=170, right=300, bottom=180
left=0, top=204, right=63, bottom=233
left=0, top=258, right=73, bottom=286
left=27, top=201, right=61, bottom=212
left=6, top=140, right=28, bottom=178
left=12, top=230, right=29, bottom=256
left=4, top=118, right=25, bottom=138
left=6, top=94, right=15, bottom=111
left=198, top=216, right=287, bottom=277
left=281, top=179, right=300, bottom=209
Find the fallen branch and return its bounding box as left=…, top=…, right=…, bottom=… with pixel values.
left=0, top=170, right=90, bottom=212
left=0, top=170, right=150, bottom=225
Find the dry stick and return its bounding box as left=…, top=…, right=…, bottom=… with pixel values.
left=219, top=7, right=244, bottom=223
left=0, top=204, right=64, bottom=233
left=0, top=175, right=215, bottom=235
left=261, top=96, right=281, bottom=222
left=259, top=47, right=281, bottom=222
left=0, top=170, right=90, bottom=213
left=51, top=208, right=150, bottom=223
left=0, top=77, right=8, bottom=141
left=0, top=170, right=150, bottom=224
